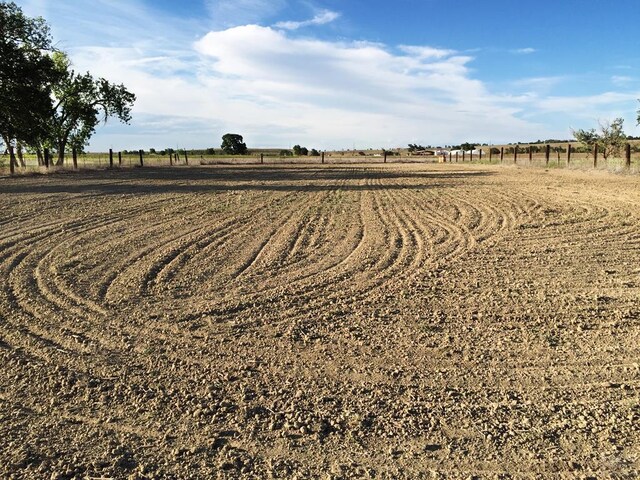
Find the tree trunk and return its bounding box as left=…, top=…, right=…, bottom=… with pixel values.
left=36, top=147, right=44, bottom=166
left=8, top=145, right=16, bottom=175
left=2, top=135, right=16, bottom=174
left=56, top=141, right=66, bottom=166
left=16, top=142, right=26, bottom=167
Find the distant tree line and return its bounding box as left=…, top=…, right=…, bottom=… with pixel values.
left=291, top=145, right=320, bottom=156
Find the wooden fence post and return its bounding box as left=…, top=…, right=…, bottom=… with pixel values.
left=8, top=145, right=15, bottom=175
left=44, top=148, right=50, bottom=168
left=109, top=149, right=114, bottom=168
left=479, top=149, right=482, bottom=161
left=545, top=144, right=550, bottom=166
left=489, top=149, right=492, bottom=162
left=384, top=151, right=387, bottom=163
left=139, top=149, right=144, bottom=167
left=72, top=148, right=78, bottom=169
left=567, top=144, right=572, bottom=164
left=260, top=153, right=264, bottom=164
left=118, top=151, right=122, bottom=166
left=513, top=145, right=518, bottom=164
left=593, top=144, right=598, bottom=168
left=528, top=146, right=532, bottom=163
left=455, top=152, right=459, bottom=163
left=625, top=143, right=631, bottom=169
left=321, top=151, right=325, bottom=164
left=500, top=147, right=504, bottom=162
left=448, top=152, right=452, bottom=163
left=462, top=151, right=466, bottom=162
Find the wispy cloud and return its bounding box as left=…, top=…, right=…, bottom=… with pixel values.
left=536, top=91, right=636, bottom=113
left=398, top=45, right=456, bottom=59
left=511, top=47, right=536, bottom=54
left=611, top=75, right=633, bottom=86
left=189, top=25, right=540, bottom=146
left=206, top=0, right=288, bottom=27
left=274, top=10, right=340, bottom=30
left=21, top=0, right=640, bottom=148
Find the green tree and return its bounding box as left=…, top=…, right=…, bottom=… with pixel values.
left=292, top=145, right=309, bottom=156
left=309, top=148, right=320, bottom=156
left=572, top=118, right=626, bottom=161
left=0, top=1, right=58, bottom=169
left=460, top=142, right=476, bottom=151
left=407, top=144, right=427, bottom=152
left=221, top=133, right=248, bottom=155
left=48, top=52, right=136, bottom=165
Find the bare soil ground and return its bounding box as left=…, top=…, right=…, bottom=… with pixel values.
left=1, top=164, right=639, bottom=479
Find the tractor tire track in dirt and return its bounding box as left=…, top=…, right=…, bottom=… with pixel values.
left=1, top=164, right=639, bottom=478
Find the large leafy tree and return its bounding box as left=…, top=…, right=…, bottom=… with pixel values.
left=49, top=52, right=136, bottom=165
left=0, top=2, right=57, bottom=167
left=573, top=118, right=626, bottom=161
left=292, top=144, right=308, bottom=156
left=461, top=142, right=476, bottom=152
left=221, top=133, right=248, bottom=155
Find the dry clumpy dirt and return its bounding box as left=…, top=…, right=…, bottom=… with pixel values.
left=0, top=163, right=639, bottom=479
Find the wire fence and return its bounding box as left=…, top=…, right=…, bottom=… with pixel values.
left=2, top=144, right=640, bottom=176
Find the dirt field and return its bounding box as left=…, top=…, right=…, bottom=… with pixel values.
left=1, top=164, right=639, bottom=479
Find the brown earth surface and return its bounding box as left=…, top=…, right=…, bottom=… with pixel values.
left=1, top=163, right=639, bottom=479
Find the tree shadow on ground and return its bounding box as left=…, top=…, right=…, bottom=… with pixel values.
left=1, top=165, right=496, bottom=196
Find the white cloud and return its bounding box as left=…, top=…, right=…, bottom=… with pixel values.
left=611, top=75, right=633, bottom=86
left=274, top=10, right=340, bottom=30
left=536, top=92, right=635, bottom=113
left=187, top=25, right=541, bottom=147
left=399, top=45, right=456, bottom=59
left=27, top=1, right=640, bottom=149
left=206, top=0, right=287, bottom=27
left=512, top=76, right=566, bottom=89
left=511, top=47, right=536, bottom=54
left=66, top=23, right=536, bottom=149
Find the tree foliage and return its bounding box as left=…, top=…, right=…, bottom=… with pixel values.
left=0, top=3, right=136, bottom=170
left=407, top=144, right=427, bottom=152
left=221, top=134, right=248, bottom=155
left=572, top=118, right=626, bottom=160
left=292, top=145, right=309, bottom=156
left=0, top=1, right=57, bottom=158
left=49, top=52, right=136, bottom=165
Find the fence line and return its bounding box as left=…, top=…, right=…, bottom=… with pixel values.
left=2, top=143, right=640, bottom=175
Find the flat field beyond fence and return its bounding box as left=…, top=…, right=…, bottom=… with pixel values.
left=1, top=164, right=639, bottom=478
left=3, top=147, right=640, bottom=175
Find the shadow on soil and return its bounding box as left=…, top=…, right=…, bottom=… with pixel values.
left=1, top=165, right=495, bottom=195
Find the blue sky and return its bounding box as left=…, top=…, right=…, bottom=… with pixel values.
left=18, top=0, right=640, bottom=151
